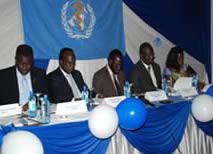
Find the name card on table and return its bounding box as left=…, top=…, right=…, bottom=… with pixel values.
left=177, top=87, right=198, bottom=98
left=0, top=103, right=22, bottom=118
left=56, top=100, right=88, bottom=116
left=145, top=90, right=168, bottom=102
left=102, top=96, right=126, bottom=108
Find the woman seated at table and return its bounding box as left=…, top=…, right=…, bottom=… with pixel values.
left=164, top=46, right=197, bottom=84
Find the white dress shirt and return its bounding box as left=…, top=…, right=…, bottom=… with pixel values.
left=141, top=61, right=157, bottom=87
left=60, top=68, right=81, bottom=98
left=16, top=68, right=32, bottom=104
left=107, top=65, right=120, bottom=93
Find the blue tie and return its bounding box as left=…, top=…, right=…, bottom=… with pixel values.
left=20, top=76, right=30, bottom=104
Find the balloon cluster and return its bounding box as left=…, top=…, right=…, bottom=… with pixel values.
left=88, top=98, right=147, bottom=139
left=191, top=85, right=213, bottom=122
left=1, top=131, right=43, bottom=154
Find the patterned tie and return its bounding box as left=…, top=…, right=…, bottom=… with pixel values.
left=113, top=74, right=121, bottom=95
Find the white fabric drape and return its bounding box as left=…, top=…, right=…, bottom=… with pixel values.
left=0, top=0, right=23, bottom=69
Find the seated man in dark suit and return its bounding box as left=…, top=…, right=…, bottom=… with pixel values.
left=47, top=48, right=87, bottom=103
left=92, top=49, right=125, bottom=97
left=129, top=42, right=162, bottom=94
left=0, top=44, right=48, bottom=105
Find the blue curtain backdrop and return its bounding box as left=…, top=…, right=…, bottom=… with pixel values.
left=123, top=0, right=211, bottom=80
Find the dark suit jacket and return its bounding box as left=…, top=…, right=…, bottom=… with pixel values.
left=129, top=60, right=162, bottom=94
left=92, top=66, right=125, bottom=97
left=47, top=68, right=87, bottom=103
left=0, top=66, right=48, bottom=105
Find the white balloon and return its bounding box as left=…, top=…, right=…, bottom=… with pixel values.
left=1, top=130, right=44, bottom=154
left=192, top=94, right=213, bottom=122
left=88, top=104, right=118, bottom=139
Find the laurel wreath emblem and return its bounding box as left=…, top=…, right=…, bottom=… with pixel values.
left=61, top=1, right=96, bottom=39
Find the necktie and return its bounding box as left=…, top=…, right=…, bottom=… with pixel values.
left=113, top=74, right=121, bottom=95
left=147, top=65, right=157, bottom=87
left=147, top=66, right=151, bottom=75
left=67, top=74, right=81, bottom=98
left=20, top=76, right=30, bottom=104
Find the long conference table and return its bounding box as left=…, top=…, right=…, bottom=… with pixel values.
left=0, top=97, right=213, bottom=154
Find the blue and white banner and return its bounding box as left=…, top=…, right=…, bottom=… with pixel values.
left=20, top=0, right=125, bottom=59
left=0, top=0, right=210, bottom=87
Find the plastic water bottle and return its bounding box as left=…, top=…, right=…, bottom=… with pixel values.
left=40, top=97, right=46, bottom=121
left=35, top=93, right=42, bottom=118
left=123, top=82, right=127, bottom=97
left=28, top=92, right=37, bottom=118
left=43, top=95, right=51, bottom=123
left=124, top=81, right=131, bottom=98
left=192, top=75, right=198, bottom=91
left=162, top=78, right=168, bottom=94
left=82, top=86, right=90, bottom=110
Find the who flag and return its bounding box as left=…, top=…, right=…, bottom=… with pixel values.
left=20, top=0, right=125, bottom=59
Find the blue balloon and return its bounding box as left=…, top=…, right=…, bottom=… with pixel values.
left=116, top=98, right=147, bottom=130
left=206, top=85, right=213, bottom=97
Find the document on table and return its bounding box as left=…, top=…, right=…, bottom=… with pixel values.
left=173, top=77, right=198, bottom=97
left=145, top=90, right=168, bottom=102
left=173, top=77, right=192, bottom=90
left=0, top=103, right=22, bottom=118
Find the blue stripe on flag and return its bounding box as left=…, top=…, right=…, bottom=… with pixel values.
left=34, top=59, right=50, bottom=70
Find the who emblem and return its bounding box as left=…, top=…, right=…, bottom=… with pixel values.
left=61, top=0, right=96, bottom=39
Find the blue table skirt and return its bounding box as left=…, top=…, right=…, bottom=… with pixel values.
left=0, top=121, right=110, bottom=154
left=0, top=101, right=212, bottom=154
